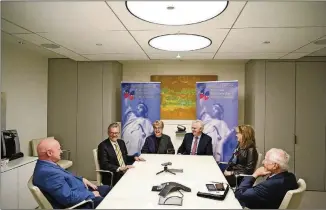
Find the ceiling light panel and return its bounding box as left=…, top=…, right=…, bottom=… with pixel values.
left=149, top=34, right=211, bottom=51
left=126, top=1, right=228, bottom=26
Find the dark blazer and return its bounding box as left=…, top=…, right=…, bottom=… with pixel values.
left=97, top=138, right=134, bottom=186
left=141, top=134, right=175, bottom=154
left=235, top=171, right=298, bottom=209
left=227, top=146, right=258, bottom=175
left=33, top=160, right=95, bottom=209
left=177, top=133, right=213, bottom=155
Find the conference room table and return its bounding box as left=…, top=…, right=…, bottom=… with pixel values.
left=97, top=154, right=242, bottom=209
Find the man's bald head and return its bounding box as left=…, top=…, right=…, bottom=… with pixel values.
left=37, top=139, right=62, bottom=162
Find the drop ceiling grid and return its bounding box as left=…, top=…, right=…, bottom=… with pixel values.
left=1, top=1, right=326, bottom=60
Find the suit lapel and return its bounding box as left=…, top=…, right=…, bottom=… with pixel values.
left=197, top=134, right=206, bottom=154
left=106, top=139, right=120, bottom=165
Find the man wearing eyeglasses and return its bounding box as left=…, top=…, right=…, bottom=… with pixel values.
left=98, top=123, right=145, bottom=186
left=177, top=120, right=213, bottom=156
left=235, top=148, right=298, bottom=209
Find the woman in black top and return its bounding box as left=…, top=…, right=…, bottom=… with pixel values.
left=224, top=125, right=258, bottom=187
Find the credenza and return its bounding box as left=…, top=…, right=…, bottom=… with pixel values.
left=1, top=156, right=38, bottom=209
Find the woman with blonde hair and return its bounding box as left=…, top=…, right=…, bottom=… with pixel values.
left=141, top=120, right=175, bottom=154
left=223, top=125, right=258, bottom=187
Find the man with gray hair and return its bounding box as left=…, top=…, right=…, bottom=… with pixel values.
left=98, top=122, right=145, bottom=186
left=235, top=148, right=298, bottom=209
left=177, top=120, right=213, bottom=156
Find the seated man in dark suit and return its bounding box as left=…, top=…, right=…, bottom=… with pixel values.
left=177, top=120, right=213, bottom=156
left=98, top=122, right=145, bottom=186
left=33, top=139, right=110, bottom=209
left=141, top=120, right=175, bottom=154
left=235, top=148, right=298, bottom=209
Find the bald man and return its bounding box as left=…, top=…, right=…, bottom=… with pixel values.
left=33, top=139, right=111, bottom=209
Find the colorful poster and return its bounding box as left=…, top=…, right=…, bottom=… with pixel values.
left=196, top=81, right=238, bottom=162
left=151, top=75, right=217, bottom=120
left=121, top=82, right=161, bottom=155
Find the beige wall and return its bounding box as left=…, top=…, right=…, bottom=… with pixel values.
left=122, top=60, right=246, bottom=152
left=245, top=58, right=326, bottom=191
left=2, top=40, right=48, bottom=155
left=48, top=59, right=122, bottom=179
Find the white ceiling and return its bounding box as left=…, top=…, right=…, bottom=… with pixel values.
left=1, top=1, right=326, bottom=61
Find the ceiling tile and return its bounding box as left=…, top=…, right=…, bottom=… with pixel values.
left=39, top=31, right=144, bottom=54
left=219, top=27, right=326, bottom=53
left=49, top=48, right=89, bottom=61
left=1, top=19, right=31, bottom=34
left=234, top=2, right=326, bottom=28
left=84, top=53, right=148, bottom=61
left=308, top=47, right=326, bottom=56
left=149, top=52, right=214, bottom=60
left=107, top=1, right=245, bottom=30
left=13, top=33, right=88, bottom=61
left=1, top=2, right=125, bottom=33
left=214, top=52, right=285, bottom=59
left=279, top=53, right=308, bottom=59
left=2, top=32, right=65, bottom=58
left=14, top=33, right=56, bottom=46
left=131, top=29, right=229, bottom=54
left=295, top=35, right=326, bottom=53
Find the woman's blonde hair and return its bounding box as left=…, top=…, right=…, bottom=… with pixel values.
left=235, top=125, right=256, bottom=149
left=153, top=120, right=164, bottom=129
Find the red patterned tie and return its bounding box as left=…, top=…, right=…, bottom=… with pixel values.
left=191, top=136, right=199, bottom=155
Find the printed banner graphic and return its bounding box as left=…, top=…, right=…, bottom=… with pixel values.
left=121, top=82, right=161, bottom=155
left=196, top=81, right=239, bottom=162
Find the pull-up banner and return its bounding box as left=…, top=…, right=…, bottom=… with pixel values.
left=196, top=81, right=238, bottom=162
left=121, top=82, right=161, bottom=155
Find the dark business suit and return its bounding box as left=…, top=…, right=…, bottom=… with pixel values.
left=33, top=160, right=110, bottom=209
left=141, top=134, right=175, bottom=154
left=235, top=171, right=298, bottom=209
left=97, top=138, right=134, bottom=186
left=177, top=133, right=213, bottom=155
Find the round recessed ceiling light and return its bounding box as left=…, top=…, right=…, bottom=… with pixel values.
left=126, top=1, right=228, bottom=26
left=149, top=34, right=211, bottom=52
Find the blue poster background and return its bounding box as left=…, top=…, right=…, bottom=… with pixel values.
left=196, top=81, right=238, bottom=162
left=121, top=82, right=161, bottom=155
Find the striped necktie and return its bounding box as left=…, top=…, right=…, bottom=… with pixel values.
left=114, top=143, right=125, bottom=167
left=191, top=136, right=199, bottom=155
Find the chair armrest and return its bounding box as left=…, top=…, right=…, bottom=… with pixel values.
left=67, top=199, right=94, bottom=209
left=235, top=173, right=253, bottom=177
left=96, top=169, right=113, bottom=174
left=96, top=170, right=114, bottom=187
left=61, top=149, right=71, bottom=160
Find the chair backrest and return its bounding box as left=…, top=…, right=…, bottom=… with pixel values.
left=27, top=176, right=53, bottom=209
left=279, top=178, right=306, bottom=209
left=30, top=137, right=55, bottom=156
left=255, top=152, right=263, bottom=170
left=93, top=149, right=102, bottom=186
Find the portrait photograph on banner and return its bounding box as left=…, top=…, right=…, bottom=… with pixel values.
left=196, top=81, right=238, bottom=162
left=121, top=82, right=161, bottom=155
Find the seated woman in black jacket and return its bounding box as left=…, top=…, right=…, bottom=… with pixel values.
left=223, top=125, right=258, bottom=187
